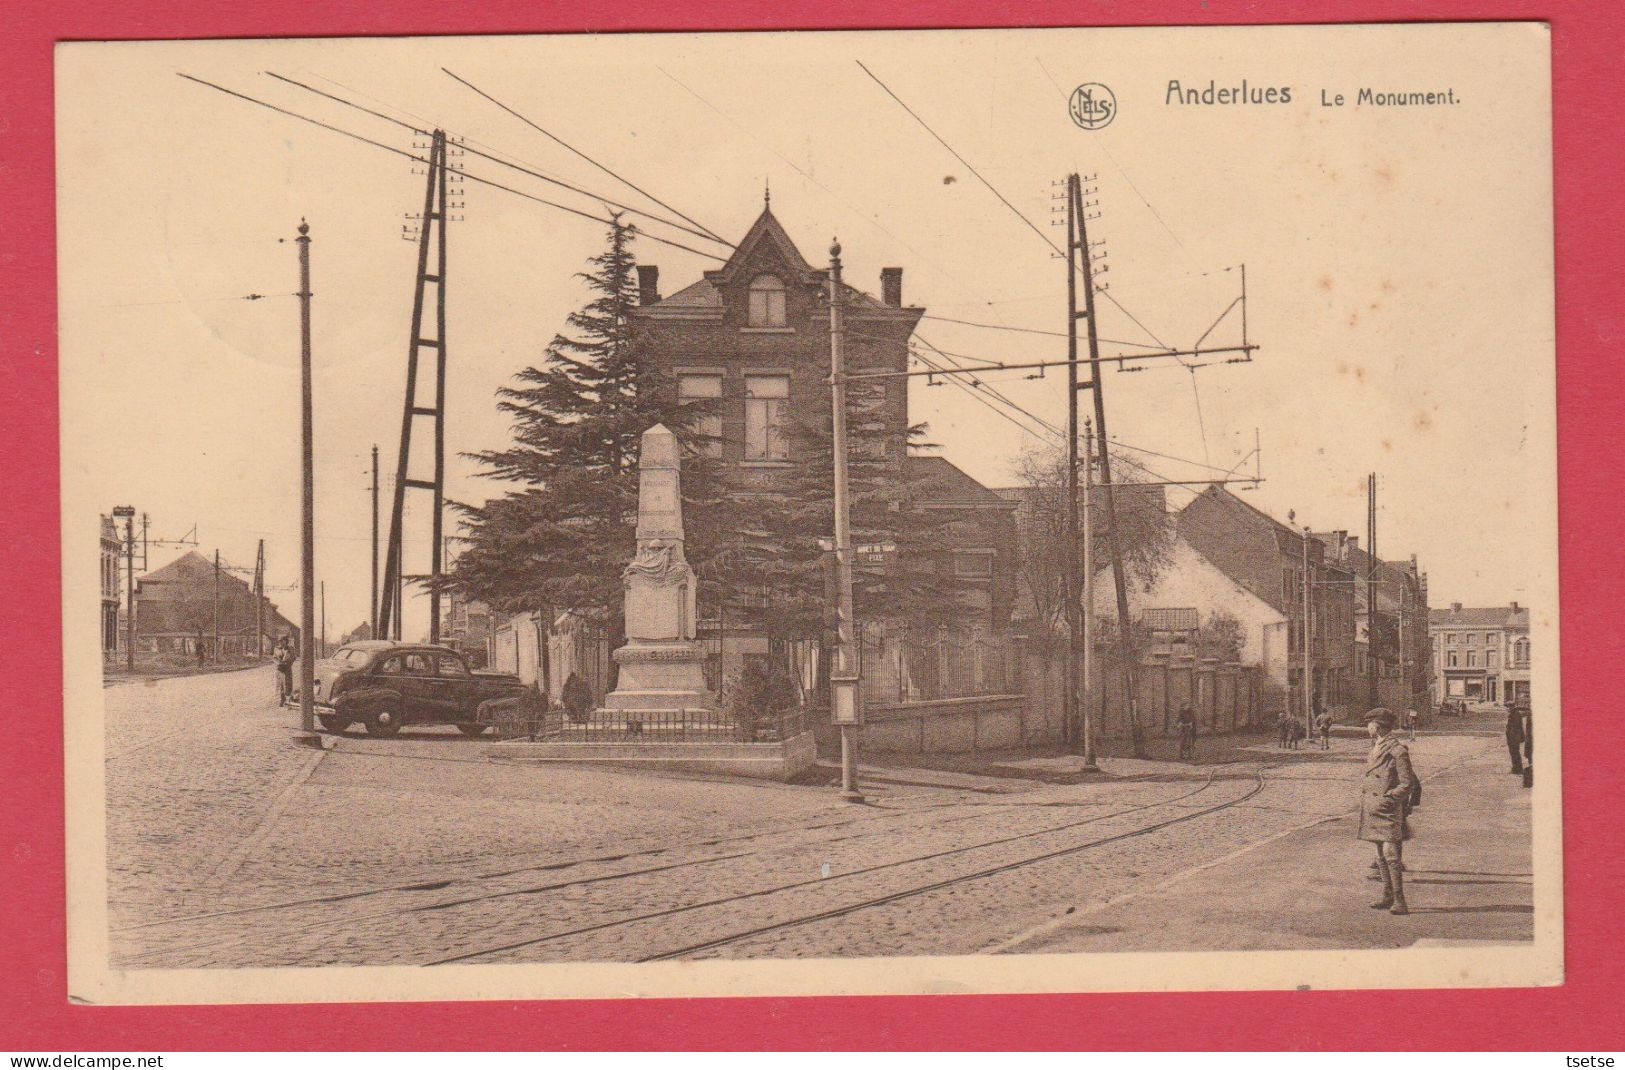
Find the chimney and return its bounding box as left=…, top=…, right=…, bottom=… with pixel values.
left=881, top=267, right=903, bottom=307
left=1451, top=602, right=1462, bottom=612
left=636, top=264, right=660, bottom=306
left=1510, top=601, right=1520, bottom=612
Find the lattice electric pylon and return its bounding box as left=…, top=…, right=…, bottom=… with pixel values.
left=378, top=129, right=451, bottom=643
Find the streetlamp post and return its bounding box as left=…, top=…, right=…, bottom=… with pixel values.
left=827, top=239, right=864, bottom=804
left=295, top=219, right=319, bottom=744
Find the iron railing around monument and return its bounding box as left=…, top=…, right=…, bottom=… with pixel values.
left=484, top=698, right=808, bottom=744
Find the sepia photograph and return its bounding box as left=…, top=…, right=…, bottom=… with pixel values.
left=56, top=22, right=1560, bottom=1005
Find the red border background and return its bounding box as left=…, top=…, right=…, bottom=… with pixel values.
left=4, top=0, right=1620, bottom=1051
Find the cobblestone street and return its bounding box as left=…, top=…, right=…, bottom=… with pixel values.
left=104, top=667, right=1532, bottom=968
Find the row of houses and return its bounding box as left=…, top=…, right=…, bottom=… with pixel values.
left=1034, top=483, right=1433, bottom=731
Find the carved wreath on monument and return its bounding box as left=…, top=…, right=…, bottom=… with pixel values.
left=622, top=538, right=691, bottom=588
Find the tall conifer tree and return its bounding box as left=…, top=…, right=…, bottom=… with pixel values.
left=448, top=217, right=725, bottom=621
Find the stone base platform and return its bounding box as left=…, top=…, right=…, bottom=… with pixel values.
left=484, top=731, right=818, bottom=782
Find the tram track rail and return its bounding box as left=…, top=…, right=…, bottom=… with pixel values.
left=116, top=771, right=1235, bottom=967
left=425, top=767, right=1264, bottom=966
left=638, top=769, right=1269, bottom=962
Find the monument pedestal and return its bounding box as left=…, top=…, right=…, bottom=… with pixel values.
left=600, top=640, right=715, bottom=712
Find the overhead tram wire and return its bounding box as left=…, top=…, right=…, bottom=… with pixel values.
left=263, top=72, right=730, bottom=250
left=916, top=353, right=1063, bottom=440
left=441, top=68, right=731, bottom=248
left=910, top=350, right=1060, bottom=444
left=910, top=354, right=1235, bottom=492
left=177, top=74, right=727, bottom=262
left=920, top=313, right=1177, bottom=352
left=856, top=60, right=1063, bottom=259
left=852, top=59, right=1246, bottom=460
left=909, top=338, right=1247, bottom=481
left=656, top=65, right=995, bottom=308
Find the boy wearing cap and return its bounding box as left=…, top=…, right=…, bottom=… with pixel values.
left=1358, top=707, right=1417, bottom=915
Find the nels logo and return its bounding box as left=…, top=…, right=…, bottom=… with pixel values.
left=1069, top=83, right=1116, bottom=130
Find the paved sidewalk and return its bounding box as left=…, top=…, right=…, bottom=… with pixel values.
left=997, top=740, right=1532, bottom=953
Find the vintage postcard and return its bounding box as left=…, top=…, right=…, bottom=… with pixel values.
left=58, top=22, right=1559, bottom=1005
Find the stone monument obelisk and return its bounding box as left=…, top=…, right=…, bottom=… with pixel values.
left=600, top=424, right=716, bottom=715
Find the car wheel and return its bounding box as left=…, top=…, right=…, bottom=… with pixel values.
left=457, top=723, right=489, bottom=738
left=318, top=715, right=352, bottom=735
left=365, top=705, right=402, bottom=738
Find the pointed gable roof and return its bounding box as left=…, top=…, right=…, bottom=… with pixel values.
left=633, top=201, right=920, bottom=324
left=703, top=206, right=821, bottom=289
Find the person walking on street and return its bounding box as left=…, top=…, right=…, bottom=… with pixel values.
left=1504, top=700, right=1526, bottom=775
left=1176, top=704, right=1197, bottom=761
left=1403, top=706, right=1419, bottom=741
left=1316, top=709, right=1333, bottom=751
left=1358, top=707, right=1416, bottom=915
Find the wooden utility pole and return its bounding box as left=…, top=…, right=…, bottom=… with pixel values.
left=1063, top=173, right=1082, bottom=755
left=1072, top=173, right=1146, bottom=757
left=212, top=548, right=221, bottom=663
left=1301, top=526, right=1313, bottom=737
left=827, top=238, right=864, bottom=804
left=254, top=539, right=265, bottom=656
left=1081, top=418, right=1098, bottom=770
left=1367, top=472, right=1379, bottom=707
left=321, top=580, right=327, bottom=660
left=296, top=218, right=317, bottom=740
left=371, top=444, right=380, bottom=638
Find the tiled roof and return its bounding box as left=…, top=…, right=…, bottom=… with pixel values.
left=656, top=279, right=723, bottom=308
left=1429, top=605, right=1529, bottom=629
left=907, top=456, right=1014, bottom=507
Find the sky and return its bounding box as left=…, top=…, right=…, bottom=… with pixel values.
left=57, top=24, right=1556, bottom=643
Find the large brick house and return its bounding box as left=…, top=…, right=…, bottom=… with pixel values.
left=625, top=202, right=1019, bottom=703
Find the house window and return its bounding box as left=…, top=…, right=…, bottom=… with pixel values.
left=1466, top=650, right=1478, bottom=668
left=1487, top=646, right=1498, bottom=668
left=1466, top=632, right=1477, bottom=646
left=747, top=274, right=787, bottom=327
left=1446, top=650, right=1458, bottom=668
left=952, top=551, right=994, bottom=578
left=744, top=375, right=790, bottom=460
left=1514, top=638, right=1530, bottom=666
left=1446, top=632, right=1457, bottom=645
left=678, top=373, right=723, bottom=457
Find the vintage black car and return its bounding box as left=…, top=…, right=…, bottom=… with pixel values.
left=293, top=640, right=529, bottom=737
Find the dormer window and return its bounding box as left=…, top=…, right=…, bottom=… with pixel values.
left=747, top=274, right=787, bottom=327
